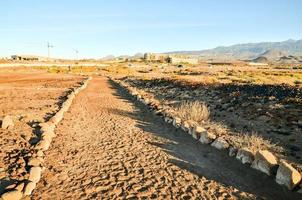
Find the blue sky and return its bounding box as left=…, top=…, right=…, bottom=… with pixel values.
left=0, top=0, right=301, bottom=58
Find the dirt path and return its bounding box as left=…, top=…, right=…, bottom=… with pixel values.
left=33, top=77, right=300, bottom=200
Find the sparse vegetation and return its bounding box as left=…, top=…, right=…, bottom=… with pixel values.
left=175, top=101, right=210, bottom=123
left=228, top=133, right=283, bottom=154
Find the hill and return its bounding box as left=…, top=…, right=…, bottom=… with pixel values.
left=167, top=39, right=302, bottom=60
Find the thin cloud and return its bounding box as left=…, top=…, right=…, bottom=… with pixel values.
left=0, top=22, right=213, bottom=33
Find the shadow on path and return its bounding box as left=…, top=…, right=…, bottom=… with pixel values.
left=108, top=79, right=301, bottom=200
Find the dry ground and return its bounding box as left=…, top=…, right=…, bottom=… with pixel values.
left=1, top=67, right=301, bottom=199
left=102, top=63, right=302, bottom=168
left=123, top=77, right=302, bottom=167
left=0, top=70, right=84, bottom=193
left=32, top=77, right=300, bottom=199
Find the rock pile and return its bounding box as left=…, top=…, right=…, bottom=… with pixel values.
left=0, top=77, right=92, bottom=199
left=112, top=77, right=302, bottom=192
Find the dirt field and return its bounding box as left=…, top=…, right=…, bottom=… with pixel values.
left=0, top=70, right=84, bottom=193
left=102, top=63, right=302, bottom=168
left=31, top=77, right=299, bottom=199
left=0, top=67, right=301, bottom=199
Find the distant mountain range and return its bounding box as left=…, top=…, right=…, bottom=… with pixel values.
left=100, top=39, right=302, bottom=63
left=166, top=39, right=302, bottom=61
left=100, top=53, right=144, bottom=61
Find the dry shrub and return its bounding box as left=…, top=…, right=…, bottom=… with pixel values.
left=175, top=101, right=210, bottom=123
left=229, top=133, right=282, bottom=153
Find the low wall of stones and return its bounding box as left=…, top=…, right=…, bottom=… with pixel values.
left=111, top=78, right=302, bottom=193
left=0, top=77, right=92, bottom=200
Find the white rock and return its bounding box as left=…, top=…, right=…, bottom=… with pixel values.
left=35, top=139, right=51, bottom=151
left=236, top=148, right=254, bottom=164
left=211, top=137, right=229, bottom=150
left=164, top=117, right=173, bottom=123
left=61, top=104, right=70, bottom=112
left=251, top=150, right=278, bottom=176
left=276, top=161, right=301, bottom=190
left=40, top=122, right=55, bottom=133
left=192, top=126, right=205, bottom=140
left=51, top=110, right=64, bottom=124
left=172, top=117, right=181, bottom=128
left=1, top=115, right=14, bottom=129
left=36, top=150, right=44, bottom=158
left=229, top=147, right=237, bottom=157
left=15, top=182, right=24, bottom=192
left=181, top=121, right=190, bottom=132
left=188, top=125, right=194, bottom=135
left=29, top=167, right=42, bottom=183
left=44, top=129, right=56, bottom=139
left=42, top=131, right=55, bottom=142
left=28, top=157, right=42, bottom=167
left=23, top=181, right=36, bottom=196
left=192, top=132, right=198, bottom=139
left=67, top=93, right=75, bottom=99
left=144, top=98, right=150, bottom=105
left=199, top=129, right=216, bottom=144
left=1, top=190, right=22, bottom=200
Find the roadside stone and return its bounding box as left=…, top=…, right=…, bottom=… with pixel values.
left=172, top=117, right=181, bottom=128
left=1, top=190, right=22, bottom=200
left=211, top=137, right=229, bottom=150
left=164, top=117, right=173, bottom=123
left=276, top=161, right=301, bottom=190
left=39, top=122, right=55, bottom=133
left=36, top=150, right=44, bottom=157
left=68, top=93, right=75, bottom=99
left=15, top=182, right=24, bottom=192
left=187, top=122, right=195, bottom=135
left=229, top=147, right=237, bottom=157
left=181, top=121, right=190, bottom=132
left=193, top=126, right=206, bottom=140
left=23, top=181, right=36, bottom=196
left=50, top=110, right=64, bottom=124
left=199, top=129, right=216, bottom=144
left=236, top=148, right=254, bottom=164
left=42, top=131, right=55, bottom=142
left=35, top=139, right=51, bottom=151
left=251, top=150, right=278, bottom=176
left=28, top=167, right=42, bottom=183
left=28, top=158, right=42, bottom=167
left=1, top=115, right=14, bottom=129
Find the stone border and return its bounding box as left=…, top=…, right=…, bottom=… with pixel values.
left=0, top=77, right=92, bottom=200
left=111, top=78, right=302, bottom=193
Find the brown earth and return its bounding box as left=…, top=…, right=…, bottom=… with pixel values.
left=33, top=77, right=300, bottom=199
left=0, top=71, right=84, bottom=192
left=123, top=77, right=302, bottom=168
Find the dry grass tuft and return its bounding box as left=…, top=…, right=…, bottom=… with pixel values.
left=175, top=101, right=210, bottom=123
left=229, top=133, right=282, bottom=153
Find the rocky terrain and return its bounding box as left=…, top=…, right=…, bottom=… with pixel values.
left=122, top=77, right=302, bottom=170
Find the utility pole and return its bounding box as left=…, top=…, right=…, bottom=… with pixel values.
left=74, top=49, right=79, bottom=60
left=47, top=42, right=54, bottom=59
